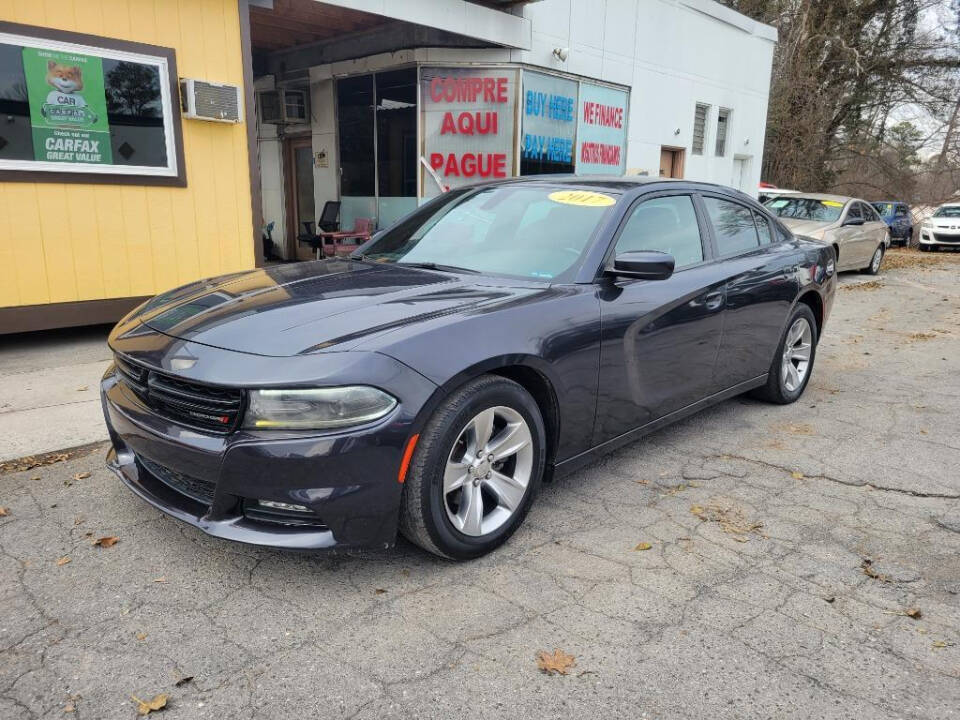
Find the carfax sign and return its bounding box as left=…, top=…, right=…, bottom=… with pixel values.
left=22, top=47, right=113, bottom=165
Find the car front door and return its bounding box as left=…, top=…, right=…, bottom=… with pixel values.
left=594, top=193, right=726, bottom=445
left=699, top=194, right=802, bottom=389
left=834, top=202, right=866, bottom=270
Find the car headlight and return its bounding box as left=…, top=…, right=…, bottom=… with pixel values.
left=243, top=387, right=397, bottom=429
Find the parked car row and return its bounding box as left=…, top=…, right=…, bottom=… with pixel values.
left=761, top=185, right=960, bottom=254
left=763, top=193, right=890, bottom=274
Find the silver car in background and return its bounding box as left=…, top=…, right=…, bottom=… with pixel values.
left=918, top=204, right=960, bottom=251
left=764, top=194, right=890, bottom=274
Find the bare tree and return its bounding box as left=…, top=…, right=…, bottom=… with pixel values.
left=721, top=0, right=960, bottom=204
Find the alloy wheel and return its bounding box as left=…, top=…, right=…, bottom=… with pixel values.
left=781, top=318, right=813, bottom=393
left=871, top=247, right=883, bottom=273
left=442, top=406, right=533, bottom=537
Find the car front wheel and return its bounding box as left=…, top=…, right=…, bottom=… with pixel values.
left=752, top=304, right=818, bottom=405
left=399, top=375, right=545, bottom=560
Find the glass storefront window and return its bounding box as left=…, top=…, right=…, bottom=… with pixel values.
left=375, top=68, right=417, bottom=227
left=337, top=69, right=418, bottom=229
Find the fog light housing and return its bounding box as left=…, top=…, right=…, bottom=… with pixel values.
left=257, top=500, right=311, bottom=513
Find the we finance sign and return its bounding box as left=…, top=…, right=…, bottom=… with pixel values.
left=577, top=84, right=628, bottom=175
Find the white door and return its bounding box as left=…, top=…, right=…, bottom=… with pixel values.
left=732, top=157, right=748, bottom=191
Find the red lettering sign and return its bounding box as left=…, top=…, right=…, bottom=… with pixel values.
left=582, top=101, right=624, bottom=129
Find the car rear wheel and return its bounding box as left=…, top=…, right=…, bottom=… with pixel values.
left=399, top=375, right=545, bottom=560
left=751, top=304, right=818, bottom=405
left=862, top=245, right=884, bottom=275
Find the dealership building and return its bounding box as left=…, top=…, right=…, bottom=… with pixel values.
left=0, top=0, right=776, bottom=331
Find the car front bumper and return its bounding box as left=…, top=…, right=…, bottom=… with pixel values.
left=919, top=228, right=960, bottom=246
left=101, top=348, right=437, bottom=551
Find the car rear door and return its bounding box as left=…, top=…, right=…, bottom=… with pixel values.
left=861, top=202, right=889, bottom=249
left=699, top=193, right=801, bottom=389
left=594, top=192, right=727, bottom=445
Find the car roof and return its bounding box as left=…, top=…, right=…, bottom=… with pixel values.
left=471, top=174, right=759, bottom=199
left=773, top=192, right=858, bottom=204
left=873, top=200, right=908, bottom=206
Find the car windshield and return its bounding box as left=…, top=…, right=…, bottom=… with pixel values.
left=873, top=203, right=896, bottom=218
left=933, top=206, right=960, bottom=218
left=765, top=197, right=845, bottom=223
left=357, top=185, right=617, bottom=281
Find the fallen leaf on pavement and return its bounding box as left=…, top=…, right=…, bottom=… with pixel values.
left=690, top=503, right=764, bottom=539
left=94, top=536, right=119, bottom=548
left=0, top=506, right=9, bottom=517
left=56, top=556, right=71, bottom=566
left=173, top=676, right=194, bottom=687
left=374, top=588, right=387, bottom=595
left=932, top=640, right=954, bottom=649
left=860, top=558, right=889, bottom=582
left=633, top=542, right=653, bottom=551
left=73, top=472, right=91, bottom=481
left=905, top=608, right=922, bottom=619
left=791, top=471, right=804, bottom=480
left=152, top=577, right=166, bottom=583
left=131, top=693, right=168, bottom=715
left=536, top=649, right=576, bottom=675
left=76, top=386, right=89, bottom=391
left=64, top=702, right=75, bottom=712
left=136, top=631, right=148, bottom=641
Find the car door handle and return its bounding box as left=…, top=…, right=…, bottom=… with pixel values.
left=704, top=291, right=725, bottom=311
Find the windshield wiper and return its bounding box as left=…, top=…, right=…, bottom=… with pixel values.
left=396, top=262, right=480, bottom=274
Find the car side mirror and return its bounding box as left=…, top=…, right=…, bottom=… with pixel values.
left=607, top=251, right=675, bottom=281
left=843, top=216, right=865, bottom=227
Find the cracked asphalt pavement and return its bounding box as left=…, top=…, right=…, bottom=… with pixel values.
left=2, top=250, right=959, bottom=719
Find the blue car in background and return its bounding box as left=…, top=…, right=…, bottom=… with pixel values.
left=872, top=201, right=913, bottom=246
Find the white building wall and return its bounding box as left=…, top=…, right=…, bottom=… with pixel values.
left=253, top=75, right=287, bottom=257
left=514, top=0, right=776, bottom=193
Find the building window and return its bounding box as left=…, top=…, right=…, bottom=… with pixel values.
left=0, top=25, right=183, bottom=185
left=692, top=103, right=709, bottom=155
left=715, top=108, right=730, bottom=156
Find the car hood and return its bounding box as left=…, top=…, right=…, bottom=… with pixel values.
left=928, top=218, right=960, bottom=229
left=122, top=260, right=546, bottom=357
left=778, top=218, right=832, bottom=238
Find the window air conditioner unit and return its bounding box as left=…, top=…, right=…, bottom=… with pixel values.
left=256, top=89, right=309, bottom=126
left=180, top=78, right=243, bottom=123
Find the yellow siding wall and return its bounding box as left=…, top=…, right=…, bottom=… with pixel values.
left=0, top=0, right=254, bottom=309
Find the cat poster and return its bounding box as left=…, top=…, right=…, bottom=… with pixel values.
left=22, top=47, right=113, bottom=165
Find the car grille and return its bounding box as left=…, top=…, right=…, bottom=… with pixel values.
left=114, top=354, right=244, bottom=433
left=932, top=233, right=960, bottom=243
left=138, top=456, right=216, bottom=505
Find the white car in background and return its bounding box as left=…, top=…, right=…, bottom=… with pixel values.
left=918, top=204, right=960, bottom=251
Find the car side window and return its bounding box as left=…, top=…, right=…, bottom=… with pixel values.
left=753, top=211, right=773, bottom=245
left=616, top=195, right=704, bottom=268
left=846, top=203, right=862, bottom=221
left=895, top=205, right=908, bottom=217
left=860, top=203, right=878, bottom=222
left=703, top=197, right=760, bottom=256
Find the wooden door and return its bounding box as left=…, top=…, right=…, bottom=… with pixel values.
left=284, top=135, right=315, bottom=261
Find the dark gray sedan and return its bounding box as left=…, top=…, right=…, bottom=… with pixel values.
left=102, top=177, right=836, bottom=560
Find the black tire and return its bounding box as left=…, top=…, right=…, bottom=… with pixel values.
left=751, top=303, right=818, bottom=405
left=861, top=244, right=884, bottom=275
left=919, top=243, right=930, bottom=252
left=399, top=375, right=546, bottom=560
